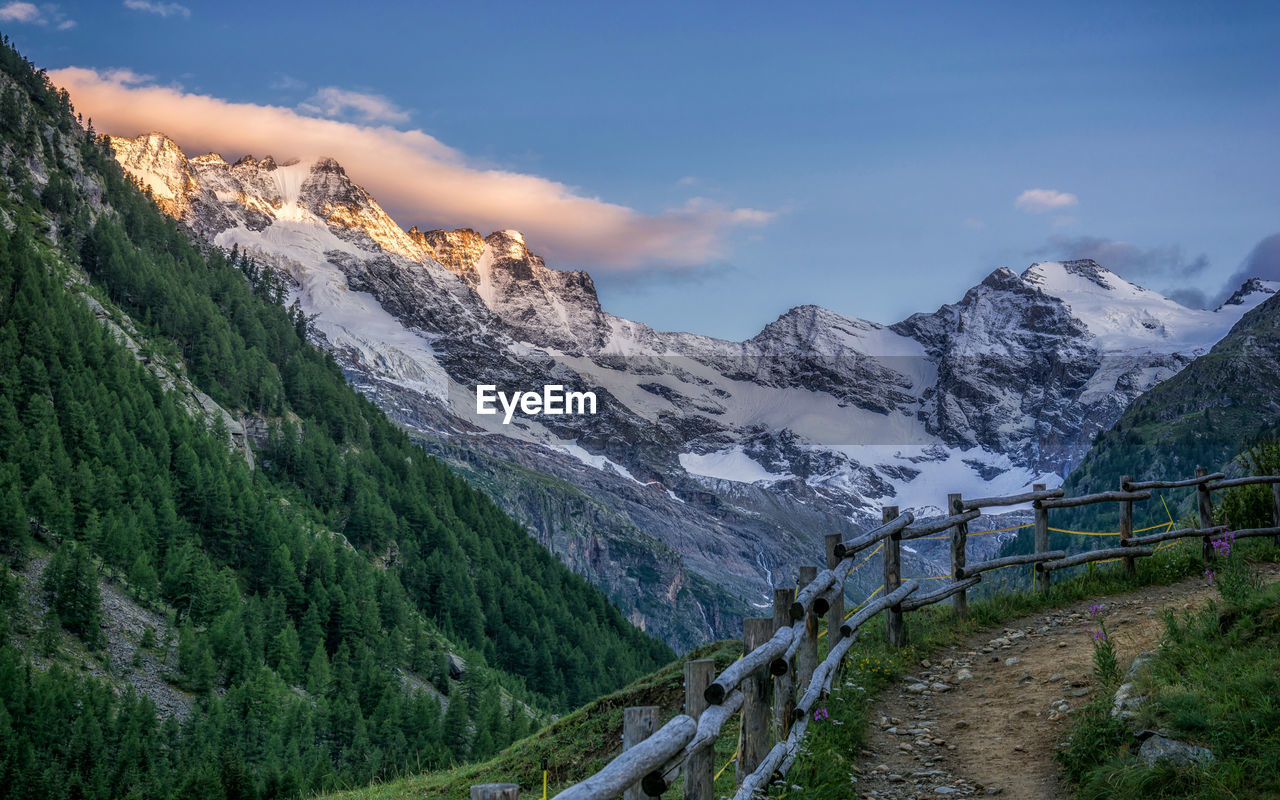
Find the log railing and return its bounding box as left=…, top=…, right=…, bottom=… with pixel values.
left=480, top=466, right=1280, bottom=800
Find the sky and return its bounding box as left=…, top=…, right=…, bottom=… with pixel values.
left=4, top=0, right=1278, bottom=339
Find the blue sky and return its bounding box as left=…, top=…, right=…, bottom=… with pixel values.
left=5, top=0, right=1279, bottom=338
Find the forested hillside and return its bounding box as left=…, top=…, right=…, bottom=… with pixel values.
left=0, top=33, right=671, bottom=800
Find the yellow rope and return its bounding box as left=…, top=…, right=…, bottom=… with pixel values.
left=1160, top=492, right=1176, bottom=526
left=1048, top=527, right=1121, bottom=536
left=714, top=749, right=738, bottom=781
left=849, top=585, right=884, bottom=617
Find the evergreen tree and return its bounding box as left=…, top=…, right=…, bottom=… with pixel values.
left=440, top=695, right=470, bottom=763
left=0, top=483, right=27, bottom=560
left=42, top=541, right=100, bottom=644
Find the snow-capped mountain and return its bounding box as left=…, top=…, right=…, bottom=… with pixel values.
left=108, top=132, right=1278, bottom=649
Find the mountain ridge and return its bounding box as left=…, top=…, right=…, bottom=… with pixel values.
left=105, top=130, right=1278, bottom=647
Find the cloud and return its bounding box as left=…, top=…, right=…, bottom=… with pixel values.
left=963, top=217, right=985, bottom=230
left=0, top=2, right=39, bottom=21
left=1214, top=232, right=1280, bottom=303
left=1042, top=235, right=1209, bottom=280
left=1166, top=287, right=1210, bottom=309
left=298, top=87, right=410, bottom=125
left=0, top=2, right=73, bottom=27
left=50, top=67, right=774, bottom=270
left=1015, top=188, right=1078, bottom=213
left=122, top=0, right=190, bottom=18
left=270, top=74, right=307, bottom=92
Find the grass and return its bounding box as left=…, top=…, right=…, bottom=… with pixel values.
left=1057, top=538, right=1280, bottom=800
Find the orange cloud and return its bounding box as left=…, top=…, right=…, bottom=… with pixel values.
left=51, top=67, right=774, bottom=269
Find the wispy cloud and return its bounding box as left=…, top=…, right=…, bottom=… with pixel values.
left=1015, top=188, right=1078, bottom=213
left=298, top=87, right=410, bottom=125
left=0, top=2, right=74, bottom=28
left=270, top=74, right=307, bottom=92
left=50, top=67, right=774, bottom=271
left=122, top=0, right=190, bottom=18
left=963, top=217, right=985, bottom=230
left=0, top=2, right=40, bottom=21
left=1041, top=235, right=1209, bottom=280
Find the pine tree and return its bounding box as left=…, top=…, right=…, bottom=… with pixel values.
left=0, top=482, right=28, bottom=559
left=35, top=608, right=61, bottom=656
left=440, top=696, right=469, bottom=763
left=42, top=540, right=100, bottom=644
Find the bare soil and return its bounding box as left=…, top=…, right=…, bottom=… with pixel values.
left=850, top=568, right=1280, bottom=799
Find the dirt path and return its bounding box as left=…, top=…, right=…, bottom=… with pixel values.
left=850, top=566, right=1280, bottom=800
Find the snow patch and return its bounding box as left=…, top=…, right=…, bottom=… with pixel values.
left=680, top=447, right=794, bottom=485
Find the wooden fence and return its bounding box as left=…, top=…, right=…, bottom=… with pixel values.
left=470, top=467, right=1280, bottom=800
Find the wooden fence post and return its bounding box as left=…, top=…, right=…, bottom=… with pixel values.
left=882, top=506, right=906, bottom=646
left=471, top=785, right=518, bottom=800
left=1272, top=482, right=1280, bottom=548
left=1119, top=474, right=1135, bottom=576
left=771, top=587, right=795, bottom=742
left=738, top=618, right=773, bottom=784
left=796, top=566, right=819, bottom=692
left=683, top=660, right=714, bottom=800
left=825, top=534, right=844, bottom=645
left=1034, top=483, right=1051, bottom=593
left=948, top=493, right=968, bottom=618
left=1196, top=467, right=1214, bottom=563
left=623, top=706, right=660, bottom=800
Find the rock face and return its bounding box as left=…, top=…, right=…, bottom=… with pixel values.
left=107, top=132, right=1279, bottom=649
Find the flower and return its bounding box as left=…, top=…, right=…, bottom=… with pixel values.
left=1088, top=604, right=1105, bottom=618
left=813, top=707, right=829, bottom=721
left=1205, top=568, right=1215, bottom=583
left=1092, top=631, right=1106, bottom=642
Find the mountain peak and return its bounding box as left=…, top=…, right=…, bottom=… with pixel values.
left=409, top=227, right=486, bottom=275
left=485, top=229, right=532, bottom=261
left=1023, top=259, right=1119, bottom=291
left=979, top=266, right=1023, bottom=290
left=1217, top=277, right=1279, bottom=310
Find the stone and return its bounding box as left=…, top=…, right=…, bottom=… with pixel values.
left=1126, top=651, right=1154, bottom=679
left=955, top=668, right=974, bottom=681
left=1139, top=735, right=1214, bottom=766
left=1111, top=683, right=1144, bottom=719
left=1004, top=656, right=1020, bottom=666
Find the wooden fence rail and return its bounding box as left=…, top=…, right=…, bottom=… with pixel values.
left=510, top=466, right=1280, bottom=800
